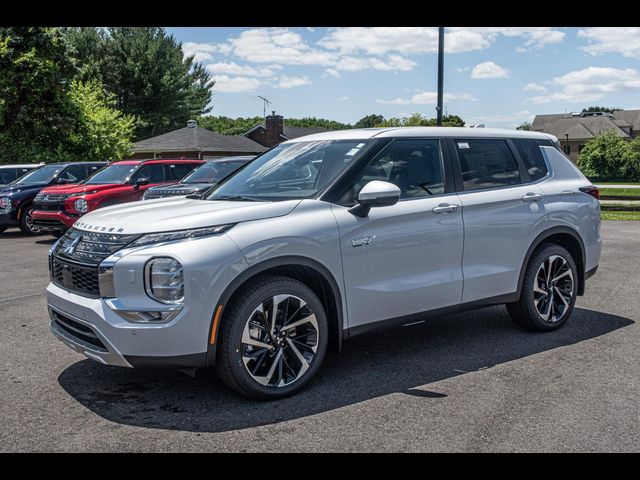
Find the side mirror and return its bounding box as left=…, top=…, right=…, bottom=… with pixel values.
left=56, top=177, right=71, bottom=184
left=348, top=180, right=400, bottom=218
left=134, top=177, right=150, bottom=188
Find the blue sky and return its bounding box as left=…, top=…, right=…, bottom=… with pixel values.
left=165, top=27, right=640, bottom=128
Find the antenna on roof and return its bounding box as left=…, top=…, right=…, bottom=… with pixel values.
left=257, top=96, right=272, bottom=119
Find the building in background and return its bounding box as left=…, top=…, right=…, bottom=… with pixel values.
left=244, top=112, right=328, bottom=148
left=132, top=120, right=267, bottom=160
left=532, top=110, right=640, bottom=163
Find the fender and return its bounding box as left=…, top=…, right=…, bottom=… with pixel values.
left=205, top=255, right=345, bottom=367
left=516, top=225, right=586, bottom=298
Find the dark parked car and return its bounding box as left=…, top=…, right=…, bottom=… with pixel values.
left=0, top=162, right=107, bottom=235
left=0, top=164, right=44, bottom=187
left=142, top=156, right=254, bottom=200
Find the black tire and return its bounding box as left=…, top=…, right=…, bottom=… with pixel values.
left=215, top=274, right=328, bottom=400
left=507, top=243, right=578, bottom=332
left=19, top=205, right=40, bottom=235
left=0, top=226, right=6, bottom=233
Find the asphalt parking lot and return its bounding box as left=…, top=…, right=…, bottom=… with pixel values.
left=0, top=221, right=638, bottom=452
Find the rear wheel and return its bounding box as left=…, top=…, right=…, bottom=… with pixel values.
left=0, top=226, right=6, bottom=233
left=507, top=243, right=577, bottom=331
left=215, top=275, right=328, bottom=400
left=19, top=205, right=41, bottom=235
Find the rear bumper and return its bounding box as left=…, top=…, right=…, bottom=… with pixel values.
left=32, top=210, right=77, bottom=231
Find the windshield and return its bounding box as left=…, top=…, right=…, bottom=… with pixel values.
left=206, top=140, right=370, bottom=201
left=13, top=165, right=63, bottom=185
left=183, top=160, right=248, bottom=184
left=84, top=164, right=138, bottom=185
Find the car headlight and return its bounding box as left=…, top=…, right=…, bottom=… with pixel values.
left=0, top=197, right=12, bottom=211
left=145, top=257, right=184, bottom=304
left=74, top=199, right=88, bottom=213
left=129, top=224, right=234, bottom=247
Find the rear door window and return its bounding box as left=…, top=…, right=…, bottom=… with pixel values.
left=513, top=138, right=549, bottom=182
left=455, top=139, right=521, bottom=191
left=132, top=164, right=166, bottom=183
left=166, top=163, right=197, bottom=181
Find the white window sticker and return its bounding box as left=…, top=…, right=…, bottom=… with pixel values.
left=458, top=142, right=470, bottom=149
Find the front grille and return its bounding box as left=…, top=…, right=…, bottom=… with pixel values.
left=33, top=201, right=65, bottom=212
left=51, top=309, right=107, bottom=351
left=34, top=193, right=69, bottom=203
left=33, top=219, right=66, bottom=231
left=51, top=256, right=100, bottom=296
left=143, top=191, right=164, bottom=199
left=53, top=228, right=140, bottom=266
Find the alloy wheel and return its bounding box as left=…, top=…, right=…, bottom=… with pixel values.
left=533, top=254, right=574, bottom=323
left=24, top=208, right=40, bottom=234
left=241, top=294, right=319, bottom=388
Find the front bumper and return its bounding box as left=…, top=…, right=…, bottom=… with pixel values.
left=46, top=282, right=209, bottom=368
left=0, top=211, right=19, bottom=227
left=32, top=210, right=77, bottom=231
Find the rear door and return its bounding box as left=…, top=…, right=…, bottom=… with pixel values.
left=450, top=137, right=548, bottom=303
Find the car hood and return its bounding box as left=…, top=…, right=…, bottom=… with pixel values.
left=0, top=183, right=50, bottom=196
left=39, top=183, right=120, bottom=196
left=73, top=197, right=302, bottom=235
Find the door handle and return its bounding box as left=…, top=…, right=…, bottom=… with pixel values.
left=522, top=192, right=543, bottom=202
left=432, top=204, right=459, bottom=214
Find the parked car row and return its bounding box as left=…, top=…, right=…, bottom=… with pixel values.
left=0, top=157, right=254, bottom=236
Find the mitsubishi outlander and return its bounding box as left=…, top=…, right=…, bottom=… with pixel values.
left=46, top=128, right=602, bottom=400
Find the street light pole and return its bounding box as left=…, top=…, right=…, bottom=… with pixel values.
left=436, top=27, right=444, bottom=127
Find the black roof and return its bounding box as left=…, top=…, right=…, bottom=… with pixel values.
left=133, top=127, right=267, bottom=154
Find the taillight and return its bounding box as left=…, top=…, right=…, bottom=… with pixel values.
left=579, top=185, right=600, bottom=200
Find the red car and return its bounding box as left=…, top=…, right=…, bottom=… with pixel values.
left=32, top=159, right=204, bottom=235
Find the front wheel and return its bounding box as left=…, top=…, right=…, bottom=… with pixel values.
left=215, top=275, right=328, bottom=400
left=19, top=206, right=41, bottom=235
left=507, top=243, right=578, bottom=331
left=0, top=226, right=6, bottom=233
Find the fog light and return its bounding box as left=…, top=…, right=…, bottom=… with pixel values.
left=145, top=257, right=184, bottom=304
left=113, top=308, right=182, bottom=324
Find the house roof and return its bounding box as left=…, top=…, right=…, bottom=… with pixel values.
left=532, top=112, right=635, bottom=140
left=133, top=127, right=267, bottom=154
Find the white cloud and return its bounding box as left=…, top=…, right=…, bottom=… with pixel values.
left=318, top=27, right=563, bottom=56
left=325, top=68, right=341, bottom=78
left=206, top=62, right=277, bottom=77
left=340, top=96, right=349, bottom=101
left=277, top=76, right=312, bottom=89
left=182, top=42, right=219, bottom=62
left=377, top=91, right=476, bottom=105
left=471, top=61, right=511, bottom=79
left=212, top=75, right=262, bottom=93
left=333, top=54, right=416, bottom=72
left=578, top=27, right=640, bottom=59
left=526, top=66, right=640, bottom=104
left=523, top=82, right=547, bottom=93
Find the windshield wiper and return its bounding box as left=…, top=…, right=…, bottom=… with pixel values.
left=210, top=195, right=262, bottom=202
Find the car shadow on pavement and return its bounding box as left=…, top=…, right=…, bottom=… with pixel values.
left=57, top=306, right=633, bottom=433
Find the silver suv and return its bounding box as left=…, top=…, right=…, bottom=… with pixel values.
left=46, top=127, right=602, bottom=400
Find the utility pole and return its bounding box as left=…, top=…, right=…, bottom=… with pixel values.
left=436, top=27, right=445, bottom=127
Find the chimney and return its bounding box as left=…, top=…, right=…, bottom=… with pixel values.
left=265, top=111, right=284, bottom=147
left=187, top=119, right=197, bottom=128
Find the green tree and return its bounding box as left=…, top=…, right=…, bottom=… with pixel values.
left=376, top=113, right=464, bottom=127
left=197, top=115, right=351, bottom=135
left=355, top=114, right=385, bottom=128
left=578, top=131, right=639, bottom=181
left=517, top=121, right=532, bottom=131
left=64, top=80, right=135, bottom=162
left=64, top=27, right=214, bottom=140
left=581, top=106, right=622, bottom=114
left=0, top=27, right=77, bottom=163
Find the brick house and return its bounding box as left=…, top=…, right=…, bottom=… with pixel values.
left=131, top=120, right=267, bottom=160
left=244, top=112, right=329, bottom=148
left=532, top=110, right=640, bottom=163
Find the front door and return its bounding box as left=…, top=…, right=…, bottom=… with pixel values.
left=331, top=138, right=464, bottom=329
